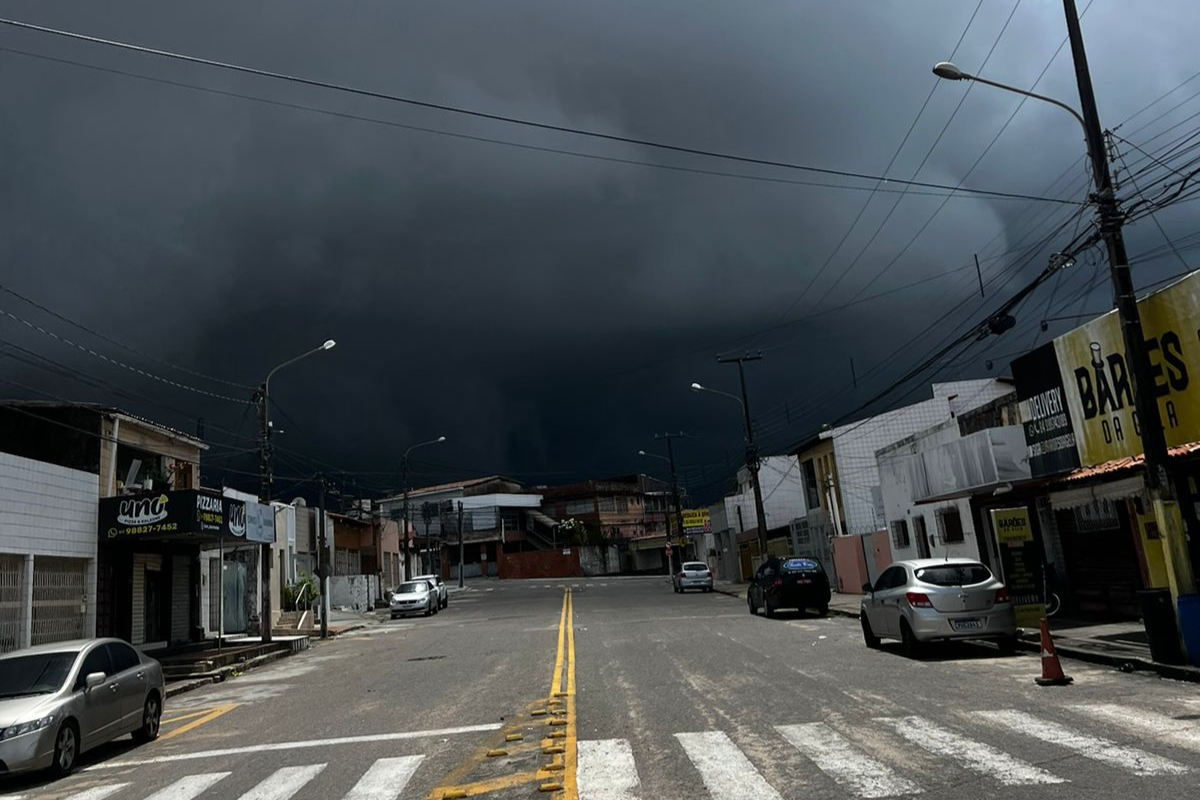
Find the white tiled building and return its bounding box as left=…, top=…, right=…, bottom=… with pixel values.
left=0, top=452, right=99, bottom=652
left=826, top=380, right=1015, bottom=535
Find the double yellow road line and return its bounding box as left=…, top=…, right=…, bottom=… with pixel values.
left=545, top=589, right=578, bottom=797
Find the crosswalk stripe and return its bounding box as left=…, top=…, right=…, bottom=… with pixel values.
left=62, top=787, right=130, bottom=800
left=674, top=731, right=782, bottom=800
left=142, top=772, right=230, bottom=800
left=342, top=756, right=425, bottom=800
left=878, top=716, right=1063, bottom=786
left=237, top=764, right=327, bottom=800
left=1072, top=703, right=1200, bottom=752
left=578, top=739, right=641, bottom=800
left=978, top=710, right=1190, bottom=776
left=776, top=722, right=921, bottom=798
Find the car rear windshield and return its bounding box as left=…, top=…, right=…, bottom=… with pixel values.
left=780, top=558, right=822, bottom=573
left=0, top=652, right=75, bottom=697
left=395, top=582, right=428, bottom=594
left=916, top=564, right=992, bottom=586
left=683, top=563, right=708, bottom=571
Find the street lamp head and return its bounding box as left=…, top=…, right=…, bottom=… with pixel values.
left=933, top=61, right=968, bottom=81
left=436, top=436, right=447, bottom=442
left=321, top=339, right=337, bottom=350
left=637, top=450, right=648, bottom=456
left=690, top=382, right=704, bottom=393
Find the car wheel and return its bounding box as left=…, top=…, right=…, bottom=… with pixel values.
left=133, top=693, right=162, bottom=744
left=817, top=602, right=829, bottom=617
left=764, top=601, right=775, bottom=618
left=49, top=720, right=78, bottom=777
left=861, top=615, right=881, bottom=649
left=423, top=604, right=432, bottom=617
left=900, top=619, right=922, bottom=659
left=748, top=595, right=758, bottom=616
left=996, top=634, right=1019, bottom=656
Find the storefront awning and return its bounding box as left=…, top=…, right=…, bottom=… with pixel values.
left=99, top=489, right=268, bottom=544
left=1048, top=476, right=1145, bottom=510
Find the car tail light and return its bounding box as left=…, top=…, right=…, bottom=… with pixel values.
left=905, top=591, right=933, bottom=608
left=774, top=577, right=783, bottom=587
left=995, top=587, right=1010, bottom=603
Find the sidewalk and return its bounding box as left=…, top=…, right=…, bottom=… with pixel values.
left=714, top=581, right=1200, bottom=682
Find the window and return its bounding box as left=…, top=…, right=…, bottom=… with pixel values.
left=911, top=516, right=927, bottom=547
left=106, top=643, right=141, bottom=674
left=565, top=499, right=593, bottom=516
left=75, top=646, right=112, bottom=689
left=874, top=566, right=905, bottom=591
left=937, top=508, right=965, bottom=543
left=801, top=459, right=821, bottom=510
left=890, top=519, right=910, bottom=549
left=0, top=653, right=75, bottom=696
left=916, top=563, right=992, bottom=586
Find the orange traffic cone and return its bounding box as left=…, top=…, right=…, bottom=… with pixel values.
left=1035, top=617, right=1073, bottom=686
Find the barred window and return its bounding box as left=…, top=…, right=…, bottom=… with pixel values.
left=937, top=508, right=966, bottom=543
left=890, top=519, right=910, bottom=549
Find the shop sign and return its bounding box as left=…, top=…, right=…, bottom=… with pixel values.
left=100, top=489, right=246, bottom=541
left=1013, top=270, right=1200, bottom=476
left=989, top=506, right=1044, bottom=628
left=682, top=509, right=711, bottom=533
left=242, top=500, right=276, bottom=544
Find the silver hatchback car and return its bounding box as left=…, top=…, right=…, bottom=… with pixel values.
left=0, top=638, right=165, bottom=776
left=860, top=559, right=1017, bottom=656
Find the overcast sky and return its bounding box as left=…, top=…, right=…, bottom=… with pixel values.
left=2, top=0, right=1199, bottom=501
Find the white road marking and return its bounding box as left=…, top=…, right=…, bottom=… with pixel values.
left=90, top=723, right=503, bottom=767
left=238, top=764, right=326, bottom=800
left=979, top=710, right=1190, bottom=776
left=142, top=772, right=231, bottom=800
left=578, top=739, right=640, bottom=800
left=878, top=716, right=1063, bottom=786
left=342, top=756, right=425, bottom=800
left=61, top=787, right=129, bottom=800
left=675, top=731, right=782, bottom=800
left=1071, top=703, right=1200, bottom=752
left=776, top=722, right=921, bottom=797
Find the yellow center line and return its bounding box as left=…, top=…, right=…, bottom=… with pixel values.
left=156, top=703, right=238, bottom=743
left=562, top=590, right=578, bottom=800
left=159, top=707, right=221, bottom=725
left=435, top=770, right=542, bottom=796
left=550, top=589, right=568, bottom=696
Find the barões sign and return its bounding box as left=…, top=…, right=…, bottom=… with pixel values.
left=989, top=506, right=1044, bottom=629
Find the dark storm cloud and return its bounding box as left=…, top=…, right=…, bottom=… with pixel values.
left=3, top=0, right=1200, bottom=499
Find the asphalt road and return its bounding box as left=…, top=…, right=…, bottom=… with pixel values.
left=6, top=577, right=1200, bottom=800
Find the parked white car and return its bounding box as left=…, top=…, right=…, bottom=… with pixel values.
left=860, top=558, right=1017, bottom=656
left=389, top=581, right=438, bottom=619
left=411, top=574, right=448, bottom=609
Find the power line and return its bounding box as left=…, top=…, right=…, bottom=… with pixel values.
left=0, top=17, right=1079, bottom=206
left=0, top=280, right=252, bottom=389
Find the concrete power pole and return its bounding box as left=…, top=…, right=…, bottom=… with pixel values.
left=256, top=384, right=274, bottom=644
left=718, top=353, right=769, bottom=560
left=1061, top=0, right=1197, bottom=615
left=457, top=501, right=466, bottom=589
left=317, top=475, right=329, bottom=640
left=655, top=432, right=688, bottom=574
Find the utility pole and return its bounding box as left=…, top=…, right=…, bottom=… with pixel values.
left=256, top=384, right=274, bottom=644
left=317, top=474, right=329, bottom=640
left=422, top=502, right=435, bottom=575
left=1062, top=0, right=1196, bottom=604
left=400, top=458, right=412, bottom=583
left=717, top=353, right=769, bottom=560
left=457, top=501, right=466, bottom=589
left=655, top=432, right=688, bottom=573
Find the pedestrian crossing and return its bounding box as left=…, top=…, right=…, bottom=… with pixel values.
left=31, top=703, right=1199, bottom=800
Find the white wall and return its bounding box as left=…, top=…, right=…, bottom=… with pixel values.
left=830, top=379, right=1012, bottom=535
left=878, top=422, right=983, bottom=562
left=0, top=452, right=99, bottom=648
left=726, top=456, right=808, bottom=533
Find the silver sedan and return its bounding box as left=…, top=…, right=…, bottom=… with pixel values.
left=673, top=562, right=714, bottom=593
left=860, top=558, right=1017, bottom=656
left=389, top=580, right=438, bottom=618
left=0, top=638, right=165, bottom=776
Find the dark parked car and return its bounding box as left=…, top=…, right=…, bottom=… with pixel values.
left=748, top=556, right=832, bottom=617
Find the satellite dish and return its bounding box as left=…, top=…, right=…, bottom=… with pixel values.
left=293, top=497, right=307, bottom=507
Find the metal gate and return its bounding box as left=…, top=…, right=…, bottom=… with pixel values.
left=0, top=554, right=25, bottom=653
left=31, top=556, right=87, bottom=646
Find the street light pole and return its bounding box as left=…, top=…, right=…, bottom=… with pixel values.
left=639, top=433, right=688, bottom=575
left=708, top=353, right=769, bottom=559
left=932, top=1, right=1198, bottom=613
left=257, top=338, right=336, bottom=644
left=399, top=436, right=446, bottom=582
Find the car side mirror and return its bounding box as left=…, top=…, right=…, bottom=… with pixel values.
left=862, top=582, right=874, bottom=594
left=85, top=672, right=106, bottom=690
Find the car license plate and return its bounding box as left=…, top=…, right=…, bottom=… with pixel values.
left=796, top=579, right=811, bottom=584
left=951, top=618, right=983, bottom=631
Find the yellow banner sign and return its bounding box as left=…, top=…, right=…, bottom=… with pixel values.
left=991, top=507, right=1033, bottom=544
left=682, top=509, right=711, bottom=532
left=1054, top=270, right=1200, bottom=467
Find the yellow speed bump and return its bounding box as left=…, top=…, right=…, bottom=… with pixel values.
left=531, top=709, right=548, bottom=716
left=505, top=733, right=523, bottom=742
left=541, top=762, right=565, bottom=772
left=547, top=730, right=567, bottom=739
left=538, top=782, right=564, bottom=792
left=542, top=745, right=566, bottom=755
left=441, top=791, right=468, bottom=799
left=548, top=718, right=567, bottom=726
left=486, top=749, right=509, bottom=758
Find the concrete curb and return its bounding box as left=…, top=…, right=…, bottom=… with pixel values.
left=1013, top=633, right=1200, bottom=683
